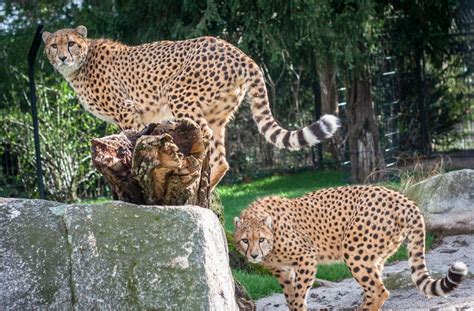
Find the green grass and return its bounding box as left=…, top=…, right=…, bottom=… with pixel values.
left=233, top=263, right=353, bottom=300
left=80, top=197, right=112, bottom=204
left=233, top=270, right=282, bottom=300
left=217, top=170, right=346, bottom=231
left=316, top=263, right=352, bottom=282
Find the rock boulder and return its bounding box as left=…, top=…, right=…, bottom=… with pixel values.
left=0, top=198, right=237, bottom=310
left=0, top=198, right=72, bottom=310
left=404, top=169, right=474, bottom=235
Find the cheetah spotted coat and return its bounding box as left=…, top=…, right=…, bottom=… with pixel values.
left=42, top=26, right=340, bottom=188
left=234, top=185, right=468, bottom=311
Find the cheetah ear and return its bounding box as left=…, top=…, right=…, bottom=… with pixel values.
left=42, top=31, right=51, bottom=43
left=264, top=216, right=272, bottom=230
left=75, top=25, right=87, bottom=38
left=234, top=217, right=242, bottom=229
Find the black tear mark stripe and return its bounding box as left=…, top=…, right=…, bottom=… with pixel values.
left=66, top=34, right=73, bottom=59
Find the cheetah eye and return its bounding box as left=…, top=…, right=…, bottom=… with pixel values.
left=51, top=44, right=57, bottom=49
left=259, top=238, right=265, bottom=243
left=241, top=239, right=249, bottom=244
left=68, top=41, right=75, bottom=47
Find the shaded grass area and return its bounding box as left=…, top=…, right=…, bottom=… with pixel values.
left=222, top=170, right=436, bottom=300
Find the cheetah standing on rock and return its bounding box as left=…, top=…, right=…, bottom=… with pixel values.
left=42, top=26, right=340, bottom=189
left=234, top=185, right=468, bottom=311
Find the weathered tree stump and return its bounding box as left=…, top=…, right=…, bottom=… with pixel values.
left=91, top=119, right=211, bottom=208
left=91, top=119, right=255, bottom=310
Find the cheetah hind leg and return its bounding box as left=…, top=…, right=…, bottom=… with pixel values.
left=175, top=116, right=228, bottom=191
left=208, top=124, right=229, bottom=190
left=209, top=140, right=229, bottom=190
left=351, top=264, right=389, bottom=311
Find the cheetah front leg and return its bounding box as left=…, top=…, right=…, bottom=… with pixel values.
left=115, top=100, right=147, bottom=131
left=269, top=266, right=296, bottom=306
left=290, top=254, right=318, bottom=311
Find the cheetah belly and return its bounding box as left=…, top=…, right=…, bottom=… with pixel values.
left=79, top=98, right=117, bottom=125
left=139, top=103, right=175, bottom=124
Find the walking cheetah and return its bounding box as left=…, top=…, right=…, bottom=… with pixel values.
left=234, top=185, right=468, bottom=310
left=42, top=26, right=340, bottom=189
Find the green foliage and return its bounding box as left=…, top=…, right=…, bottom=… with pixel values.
left=383, top=0, right=472, bottom=152
left=0, top=65, right=116, bottom=201
left=0, top=0, right=471, bottom=197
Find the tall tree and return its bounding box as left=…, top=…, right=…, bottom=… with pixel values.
left=292, top=0, right=385, bottom=182
left=381, top=0, right=471, bottom=153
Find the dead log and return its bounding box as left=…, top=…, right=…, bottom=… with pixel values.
left=91, top=119, right=210, bottom=208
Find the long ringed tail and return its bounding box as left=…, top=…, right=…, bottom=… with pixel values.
left=245, top=63, right=340, bottom=150
left=407, top=210, right=468, bottom=297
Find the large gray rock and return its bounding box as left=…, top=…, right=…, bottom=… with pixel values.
left=66, top=202, right=237, bottom=310
left=0, top=198, right=237, bottom=311
left=256, top=235, right=474, bottom=310
left=404, top=169, right=474, bottom=234
left=0, top=198, right=72, bottom=310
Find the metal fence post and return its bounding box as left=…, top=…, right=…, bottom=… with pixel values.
left=27, top=25, right=45, bottom=199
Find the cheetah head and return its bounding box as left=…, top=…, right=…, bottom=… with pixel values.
left=234, top=215, right=274, bottom=264
left=42, top=26, right=89, bottom=79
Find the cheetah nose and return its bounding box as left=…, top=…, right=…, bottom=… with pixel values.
left=59, top=56, right=67, bottom=62
left=250, top=254, right=258, bottom=259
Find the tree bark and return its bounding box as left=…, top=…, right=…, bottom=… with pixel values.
left=91, top=119, right=254, bottom=309
left=415, top=46, right=432, bottom=155
left=346, top=74, right=385, bottom=183
left=318, top=64, right=339, bottom=116
left=91, top=119, right=211, bottom=208
left=317, top=63, right=343, bottom=162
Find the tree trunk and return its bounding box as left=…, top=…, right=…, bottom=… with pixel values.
left=312, top=80, right=323, bottom=168
left=317, top=63, right=343, bottom=162
left=415, top=46, right=432, bottom=155
left=318, top=64, right=338, bottom=116
left=91, top=119, right=254, bottom=310
left=91, top=119, right=211, bottom=208
left=346, top=74, right=385, bottom=183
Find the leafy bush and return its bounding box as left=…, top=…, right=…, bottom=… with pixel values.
left=0, top=65, right=116, bottom=201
